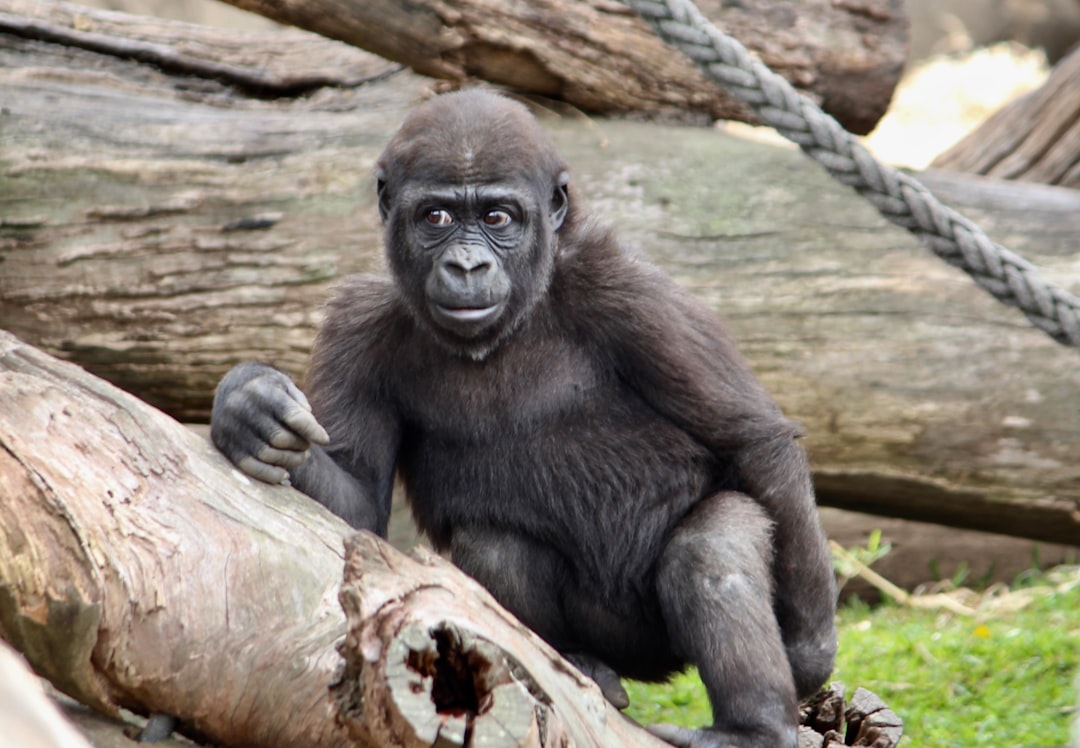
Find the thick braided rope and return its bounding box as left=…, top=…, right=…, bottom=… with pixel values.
left=625, top=0, right=1080, bottom=348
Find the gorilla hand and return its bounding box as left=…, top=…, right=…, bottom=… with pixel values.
left=210, top=361, right=329, bottom=485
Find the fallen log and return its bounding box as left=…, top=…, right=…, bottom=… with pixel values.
left=0, top=330, right=672, bottom=747
left=212, top=0, right=906, bottom=133
left=0, top=330, right=353, bottom=747
left=932, top=43, right=1080, bottom=188
left=1, top=3, right=1078, bottom=544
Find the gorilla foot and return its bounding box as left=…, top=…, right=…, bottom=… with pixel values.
left=564, top=653, right=629, bottom=709
left=647, top=723, right=796, bottom=748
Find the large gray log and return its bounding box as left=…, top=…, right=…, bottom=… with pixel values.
left=0, top=3, right=1077, bottom=544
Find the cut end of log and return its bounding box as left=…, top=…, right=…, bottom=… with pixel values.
left=334, top=532, right=628, bottom=747
left=335, top=533, right=549, bottom=747
left=334, top=616, right=545, bottom=748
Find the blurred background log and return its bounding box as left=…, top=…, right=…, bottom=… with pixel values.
left=932, top=43, right=1080, bottom=188
left=211, top=0, right=907, bottom=133
left=1, top=2, right=1078, bottom=545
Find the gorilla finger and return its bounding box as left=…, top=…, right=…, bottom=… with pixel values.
left=281, top=405, right=330, bottom=446
left=237, top=456, right=290, bottom=485
left=596, top=674, right=629, bottom=710
left=221, top=395, right=317, bottom=450
left=283, top=377, right=314, bottom=412
left=256, top=444, right=309, bottom=468
left=266, top=426, right=311, bottom=451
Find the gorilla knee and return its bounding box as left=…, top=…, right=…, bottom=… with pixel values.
left=661, top=492, right=775, bottom=586
left=657, top=492, right=779, bottom=660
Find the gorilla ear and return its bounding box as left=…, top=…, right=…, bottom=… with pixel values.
left=550, top=171, right=570, bottom=231
left=376, top=166, right=390, bottom=224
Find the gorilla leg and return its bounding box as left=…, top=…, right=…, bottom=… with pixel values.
left=449, top=527, right=629, bottom=708
left=450, top=526, right=569, bottom=644
left=737, top=437, right=837, bottom=699
left=655, top=492, right=798, bottom=748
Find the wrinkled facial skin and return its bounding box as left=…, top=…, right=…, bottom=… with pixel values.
left=375, top=93, right=570, bottom=359
left=384, top=181, right=560, bottom=342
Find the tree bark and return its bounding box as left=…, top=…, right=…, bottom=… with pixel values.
left=0, top=331, right=352, bottom=747
left=211, top=0, right=906, bottom=134
left=1, top=3, right=1078, bottom=545
left=931, top=43, right=1080, bottom=188
left=0, top=330, right=672, bottom=748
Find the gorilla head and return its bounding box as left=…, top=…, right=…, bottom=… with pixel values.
left=375, top=90, right=571, bottom=359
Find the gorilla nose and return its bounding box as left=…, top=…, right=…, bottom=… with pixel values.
left=443, top=246, right=493, bottom=279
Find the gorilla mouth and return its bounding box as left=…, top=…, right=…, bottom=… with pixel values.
left=436, top=305, right=501, bottom=323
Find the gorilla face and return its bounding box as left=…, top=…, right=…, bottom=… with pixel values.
left=375, top=91, right=569, bottom=359
left=402, top=184, right=530, bottom=338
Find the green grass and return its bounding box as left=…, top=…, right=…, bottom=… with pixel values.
left=624, top=568, right=1079, bottom=747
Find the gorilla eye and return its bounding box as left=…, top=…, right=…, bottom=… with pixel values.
left=483, top=210, right=512, bottom=227
left=425, top=209, right=454, bottom=226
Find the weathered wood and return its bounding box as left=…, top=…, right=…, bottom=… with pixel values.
left=0, top=0, right=401, bottom=95
left=0, top=332, right=352, bottom=747
left=932, top=43, right=1080, bottom=188
left=0, top=330, right=672, bottom=748
left=213, top=0, right=906, bottom=133
left=1, top=5, right=1078, bottom=544
left=797, top=684, right=903, bottom=748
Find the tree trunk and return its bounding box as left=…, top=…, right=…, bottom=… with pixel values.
left=0, top=330, right=672, bottom=748
left=1, top=3, right=1078, bottom=545
left=0, top=331, right=352, bottom=747
left=931, top=43, right=1080, bottom=188
left=211, top=0, right=906, bottom=134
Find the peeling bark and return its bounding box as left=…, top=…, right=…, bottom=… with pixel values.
left=0, top=332, right=351, bottom=747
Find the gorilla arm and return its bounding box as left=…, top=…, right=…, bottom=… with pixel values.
left=210, top=356, right=399, bottom=535
left=576, top=250, right=837, bottom=698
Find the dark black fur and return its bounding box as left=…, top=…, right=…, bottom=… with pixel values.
left=211, top=89, right=837, bottom=748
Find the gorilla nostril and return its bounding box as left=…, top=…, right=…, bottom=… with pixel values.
left=445, top=255, right=491, bottom=278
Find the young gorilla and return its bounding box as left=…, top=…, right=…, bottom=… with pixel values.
left=211, top=89, right=837, bottom=748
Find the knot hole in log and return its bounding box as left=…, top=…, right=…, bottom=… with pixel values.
left=409, top=627, right=484, bottom=717
left=349, top=619, right=547, bottom=748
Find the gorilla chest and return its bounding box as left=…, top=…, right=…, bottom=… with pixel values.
left=403, top=338, right=605, bottom=444
left=395, top=339, right=714, bottom=543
